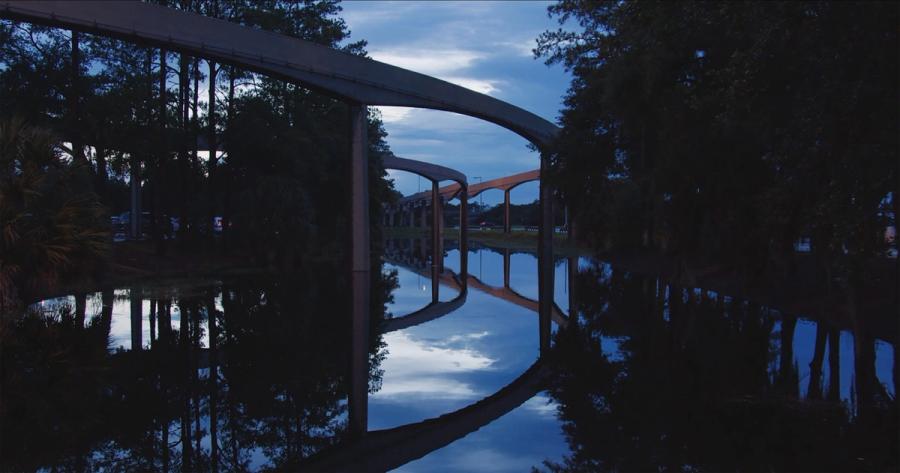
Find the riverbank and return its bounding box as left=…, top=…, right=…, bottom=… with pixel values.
left=384, top=227, right=582, bottom=253
left=386, top=226, right=896, bottom=341
left=25, top=240, right=264, bottom=305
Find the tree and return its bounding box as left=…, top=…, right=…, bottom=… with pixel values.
left=0, top=118, right=108, bottom=311
left=536, top=1, right=898, bottom=284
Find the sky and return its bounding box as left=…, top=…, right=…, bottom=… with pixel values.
left=339, top=1, right=572, bottom=205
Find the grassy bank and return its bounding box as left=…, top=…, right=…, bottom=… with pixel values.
left=384, top=227, right=584, bottom=253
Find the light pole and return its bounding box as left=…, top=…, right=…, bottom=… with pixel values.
left=473, top=176, right=483, bottom=225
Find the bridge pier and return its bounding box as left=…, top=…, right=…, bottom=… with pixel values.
left=538, top=155, right=553, bottom=355
left=349, top=104, right=369, bottom=438
left=568, top=255, right=578, bottom=319
left=130, top=154, right=141, bottom=239
left=504, top=189, right=511, bottom=234
left=503, top=248, right=511, bottom=288
left=130, top=286, right=142, bottom=351
left=419, top=202, right=428, bottom=230
left=460, top=187, right=468, bottom=287
left=430, top=183, right=444, bottom=273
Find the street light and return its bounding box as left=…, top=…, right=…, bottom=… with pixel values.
left=473, top=176, right=483, bottom=210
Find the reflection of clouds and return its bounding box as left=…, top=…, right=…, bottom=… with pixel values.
left=442, top=331, right=489, bottom=345
left=374, top=331, right=495, bottom=400
left=446, top=447, right=536, bottom=472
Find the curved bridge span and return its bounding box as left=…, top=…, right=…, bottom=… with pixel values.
left=0, top=1, right=557, bottom=146
left=393, top=169, right=541, bottom=233
left=2, top=0, right=559, bottom=442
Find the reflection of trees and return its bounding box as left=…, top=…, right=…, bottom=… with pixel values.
left=543, top=262, right=898, bottom=472
left=0, top=298, right=112, bottom=471
left=0, top=266, right=392, bottom=472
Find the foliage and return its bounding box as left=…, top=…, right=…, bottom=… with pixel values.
left=539, top=261, right=897, bottom=472
left=537, top=1, right=898, bottom=279
left=0, top=118, right=109, bottom=309
left=0, top=270, right=393, bottom=471
left=0, top=0, right=396, bottom=298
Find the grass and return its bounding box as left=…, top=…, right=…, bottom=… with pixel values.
left=383, top=226, right=586, bottom=254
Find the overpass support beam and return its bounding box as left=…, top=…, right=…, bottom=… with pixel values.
left=130, top=155, right=141, bottom=239
left=504, top=189, right=511, bottom=234
left=431, top=181, right=443, bottom=275
left=130, top=286, right=142, bottom=351
left=460, top=187, right=468, bottom=287
left=538, top=155, right=553, bottom=355
left=349, top=104, right=369, bottom=438
left=503, top=248, right=511, bottom=288
left=420, top=203, right=428, bottom=230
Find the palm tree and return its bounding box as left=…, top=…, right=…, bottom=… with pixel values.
left=0, top=117, right=109, bottom=311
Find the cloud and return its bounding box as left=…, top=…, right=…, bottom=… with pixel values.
left=447, top=448, right=537, bottom=472
left=370, top=48, right=503, bottom=95
left=370, top=48, right=484, bottom=76
left=493, top=39, right=539, bottom=58
left=374, top=106, right=414, bottom=124
left=441, top=77, right=503, bottom=95
left=522, top=394, right=559, bottom=417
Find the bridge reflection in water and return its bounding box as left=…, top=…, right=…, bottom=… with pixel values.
left=13, top=241, right=898, bottom=472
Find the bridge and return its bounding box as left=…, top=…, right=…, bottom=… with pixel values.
left=384, top=240, right=570, bottom=329
left=382, top=156, right=468, bottom=274
left=1, top=0, right=558, bottom=446
left=390, top=169, right=541, bottom=233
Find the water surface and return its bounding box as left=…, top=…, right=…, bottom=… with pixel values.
left=4, top=239, right=896, bottom=471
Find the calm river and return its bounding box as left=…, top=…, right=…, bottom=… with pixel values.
left=5, top=238, right=897, bottom=471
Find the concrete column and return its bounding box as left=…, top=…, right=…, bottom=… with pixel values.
left=349, top=104, right=369, bottom=438
left=75, top=293, right=86, bottom=329
left=130, top=287, right=142, bottom=351
left=149, top=299, right=156, bottom=348
left=568, top=255, right=578, bottom=319
left=504, top=189, right=511, bottom=234
left=432, top=181, right=443, bottom=273
left=406, top=206, right=413, bottom=228
left=130, top=154, right=141, bottom=239
left=208, top=297, right=219, bottom=473
left=439, top=196, right=445, bottom=272
left=538, top=154, right=553, bottom=355
left=459, top=187, right=468, bottom=288
left=503, top=248, right=511, bottom=288
left=419, top=202, right=428, bottom=229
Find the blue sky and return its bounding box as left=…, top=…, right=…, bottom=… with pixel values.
left=340, top=1, right=572, bottom=205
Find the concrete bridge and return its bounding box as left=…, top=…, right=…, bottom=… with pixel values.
left=383, top=156, right=468, bottom=274
left=1, top=0, right=558, bottom=439
left=298, top=359, right=549, bottom=472
left=390, top=169, right=541, bottom=233
left=381, top=236, right=469, bottom=333
left=386, top=241, right=570, bottom=327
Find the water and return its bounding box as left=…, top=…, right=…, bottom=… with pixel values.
left=4, top=239, right=897, bottom=471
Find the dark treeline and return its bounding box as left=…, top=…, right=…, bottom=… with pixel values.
left=536, top=2, right=897, bottom=286
left=441, top=200, right=566, bottom=228
left=542, top=259, right=897, bottom=472
left=0, top=0, right=396, bottom=309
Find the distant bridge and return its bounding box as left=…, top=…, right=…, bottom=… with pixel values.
left=390, top=169, right=540, bottom=233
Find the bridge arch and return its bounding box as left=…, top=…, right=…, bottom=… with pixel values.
left=2, top=0, right=557, bottom=434
left=0, top=1, right=558, bottom=147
